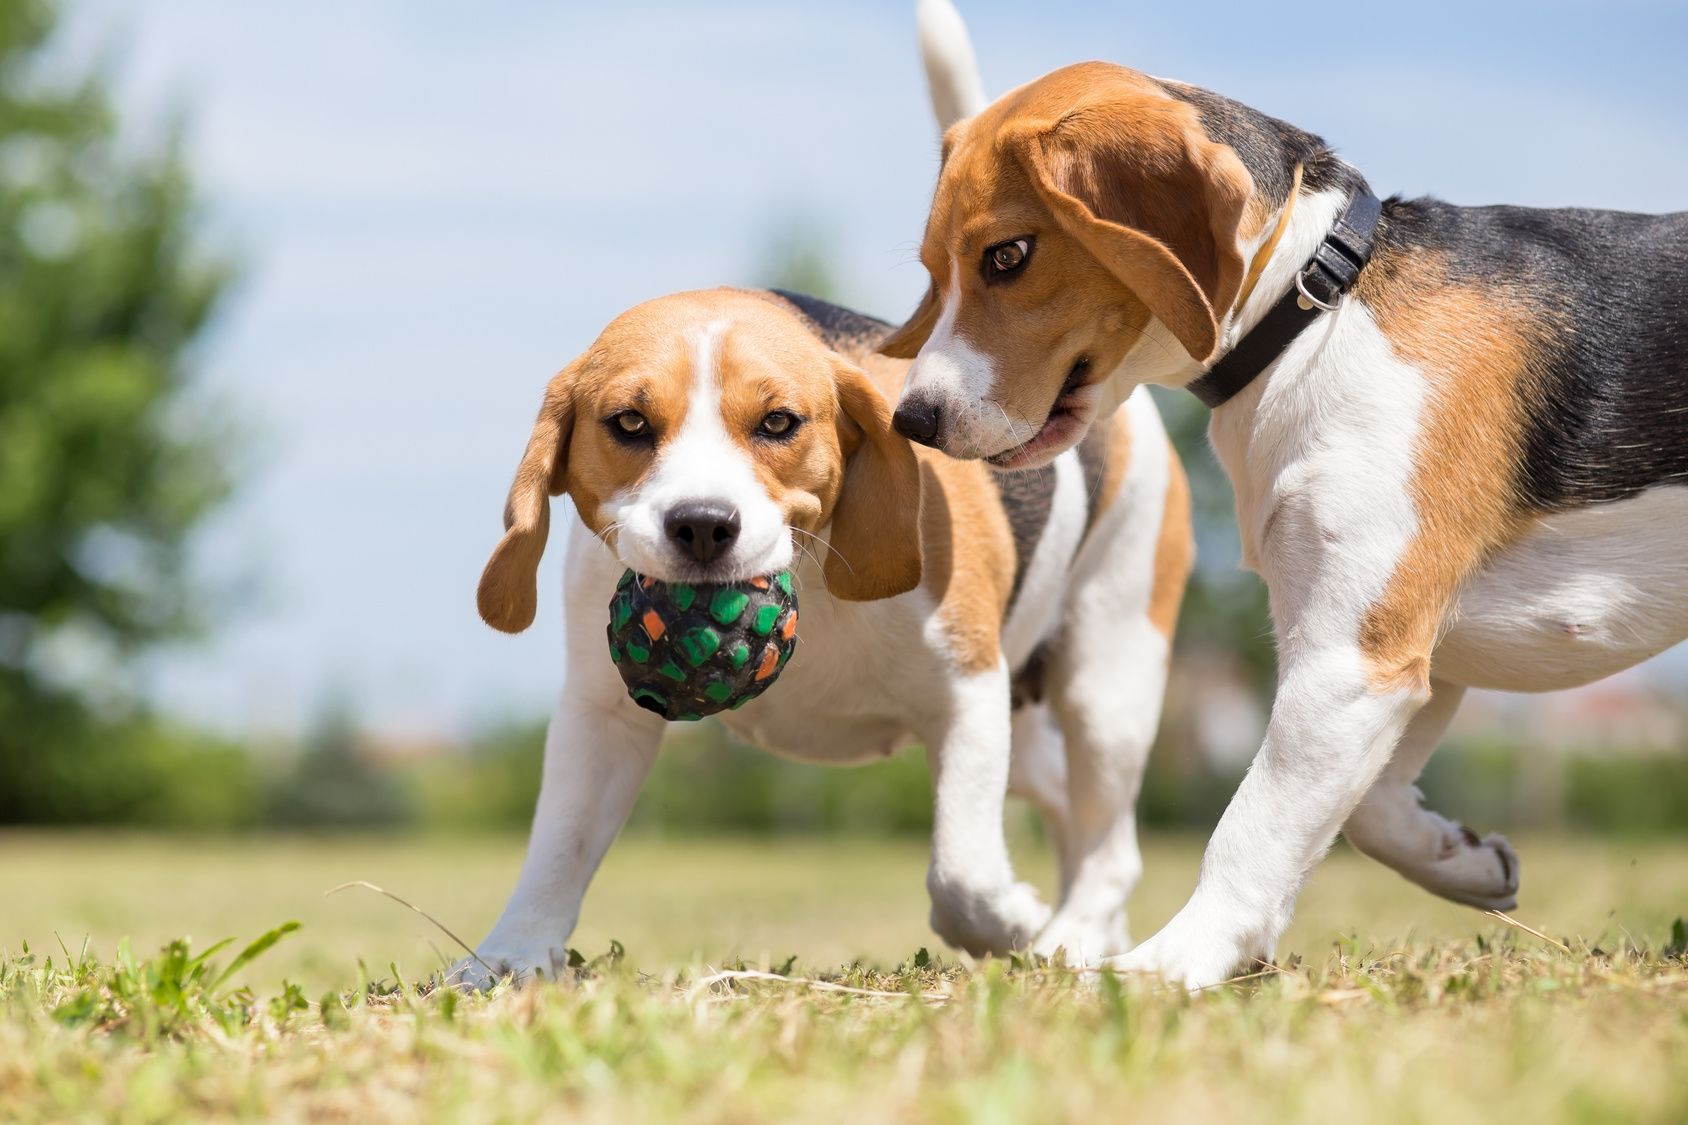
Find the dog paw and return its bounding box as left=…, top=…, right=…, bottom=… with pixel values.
left=1419, top=828, right=1520, bottom=911
left=928, top=879, right=1053, bottom=957
left=1031, top=909, right=1132, bottom=967
left=1107, top=933, right=1243, bottom=991
left=1103, top=905, right=1275, bottom=990
left=445, top=942, right=572, bottom=992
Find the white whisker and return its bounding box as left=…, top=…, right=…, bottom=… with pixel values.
left=788, top=526, right=852, bottom=574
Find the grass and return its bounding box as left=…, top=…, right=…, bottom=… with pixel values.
left=4, top=831, right=1688, bottom=1122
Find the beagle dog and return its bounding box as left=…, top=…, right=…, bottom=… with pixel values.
left=455, top=286, right=1192, bottom=985
left=887, top=1, right=1688, bottom=987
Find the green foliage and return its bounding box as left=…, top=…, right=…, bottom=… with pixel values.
left=755, top=214, right=842, bottom=302
left=412, top=718, right=937, bottom=835
left=1563, top=753, right=1688, bottom=835
left=0, top=0, right=237, bottom=821
left=265, top=700, right=412, bottom=828
left=408, top=719, right=551, bottom=832
left=26, top=923, right=299, bottom=1041
left=0, top=695, right=259, bottom=827
left=9, top=705, right=1688, bottom=835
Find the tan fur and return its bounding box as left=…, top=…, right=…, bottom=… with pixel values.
left=1148, top=442, right=1194, bottom=641
left=478, top=290, right=922, bottom=631
left=826, top=358, right=924, bottom=601
left=918, top=451, right=1019, bottom=673
left=881, top=62, right=1255, bottom=423
left=1355, top=256, right=1538, bottom=692
left=1086, top=408, right=1133, bottom=533
left=477, top=358, right=579, bottom=633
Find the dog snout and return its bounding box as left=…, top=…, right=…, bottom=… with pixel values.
left=664, top=501, right=741, bottom=565
left=893, top=392, right=944, bottom=448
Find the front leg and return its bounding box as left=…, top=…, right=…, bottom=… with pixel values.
left=924, top=661, right=1052, bottom=956
left=453, top=692, right=664, bottom=989
left=1115, top=645, right=1427, bottom=986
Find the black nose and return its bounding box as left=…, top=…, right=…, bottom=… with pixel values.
left=664, top=501, right=741, bottom=564
left=893, top=394, right=943, bottom=447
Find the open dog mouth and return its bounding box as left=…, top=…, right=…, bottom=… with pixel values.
left=985, top=358, right=1097, bottom=471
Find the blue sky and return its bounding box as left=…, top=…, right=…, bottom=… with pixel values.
left=66, top=1, right=1688, bottom=737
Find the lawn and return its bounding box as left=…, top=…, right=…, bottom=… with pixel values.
left=4, top=831, right=1688, bottom=1122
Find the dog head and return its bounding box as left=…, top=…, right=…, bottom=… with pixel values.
left=882, top=61, right=1254, bottom=468
left=478, top=289, right=923, bottom=633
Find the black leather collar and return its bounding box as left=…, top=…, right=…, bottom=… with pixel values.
left=1187, top=188, right=1383, bottom=409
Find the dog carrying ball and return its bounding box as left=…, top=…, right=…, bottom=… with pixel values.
left=606, top=569, right=799, bottom=721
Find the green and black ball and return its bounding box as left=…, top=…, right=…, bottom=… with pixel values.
left=606, top=569, right=799, bottom=721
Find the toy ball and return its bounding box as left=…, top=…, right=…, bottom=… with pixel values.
left=606, top=569, right=798, bottom=721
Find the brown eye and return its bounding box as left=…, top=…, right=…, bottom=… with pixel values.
left=610, top=411, right=650, bottom=439
left=757, top=410, right=800, bottom=439
left=985, top=237, right=1032, bottom=278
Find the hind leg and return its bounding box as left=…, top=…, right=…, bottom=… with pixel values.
left=1342, top=679, right=1520, bottom=910
left=1029, top=612, right=1167, bottom=965
left=1008, top=702, right=1077, bottom=894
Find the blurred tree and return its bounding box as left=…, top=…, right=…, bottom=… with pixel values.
left=0, top=0, right=236, bottom=821
left=266, top=697, right=411, bottom=828
left=755, top=213, right=842, bottom=303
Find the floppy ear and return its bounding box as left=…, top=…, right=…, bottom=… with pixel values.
left=876, top=283, right=940, bottom=359
left=825, top=360, right=924, bottom=601
left=477, top=358, right=583, bottom=633
left=1014, top=101, right=1252, bottom=363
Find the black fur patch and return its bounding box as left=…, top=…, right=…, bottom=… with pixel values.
left=1162, top=82, right=1688, bottom=513
left=768, top=289, right=893, bottom=362
left=990, top=463, right=1057, bottom=607
left=1369, top=200, right=1688, bottom=509
left=1010, top=642, right=1052, bottom=710
left=1158, top=81, right=1364, bottom=209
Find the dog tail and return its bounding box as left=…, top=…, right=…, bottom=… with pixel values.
left=916, top=0, right=986, bottom=130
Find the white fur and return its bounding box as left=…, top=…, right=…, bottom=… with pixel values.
left=1103, top=180, right=1688, bottom=986
left=1227, top=190, right=1349, bottom=348
left=601, top=319, right=793, bottom=582
left=917, top=0, right=987, bottom=129
left=1000, top=450, right=1087, bottom=667
left=1032, top=390, right=1174, bottom=963
left=1436, top=487, right=1688, bottom=691
left=894, top=8, right=1686, bottom=980
left=1109, top=291, right=1439, bottom=986
left=902, top=262, right=1035, bottom=458
left=454, top=328, right=1182, bottom=986
left=924, top=659, right=1054, bottom=953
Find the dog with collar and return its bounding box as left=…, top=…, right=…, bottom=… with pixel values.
left=455, top=286, right=1191, bottom=985
left=886, top=1, right=1688, bottom=987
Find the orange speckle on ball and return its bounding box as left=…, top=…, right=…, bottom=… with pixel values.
left=642, top=609, right=666, bottom=641
left=755, top=645, right=780, bottom=681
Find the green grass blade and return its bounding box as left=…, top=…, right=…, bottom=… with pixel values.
left=188, top=937, right=237, bottom=972
left=208, top=923, right=300, bottom=991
